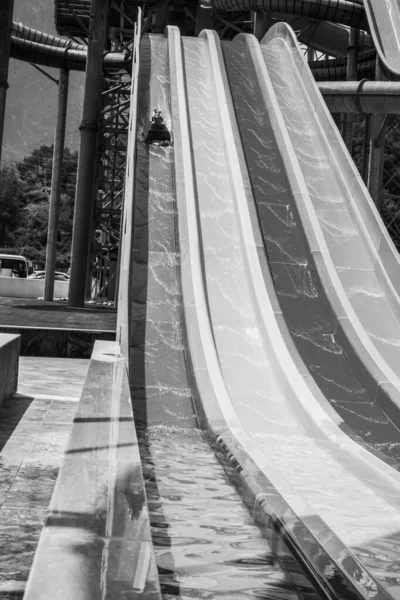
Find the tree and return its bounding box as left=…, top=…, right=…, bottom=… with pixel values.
left=16, top=144, right=53, bottom=188
left=0, top=166, right=24, bottom=246
left=0, top=144, right=78, bottom=270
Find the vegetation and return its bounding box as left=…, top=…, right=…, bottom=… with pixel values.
left=0, top=144, right=77, bottom=271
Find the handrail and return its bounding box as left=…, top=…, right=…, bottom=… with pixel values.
left=116, top=7, right=142, bottom=359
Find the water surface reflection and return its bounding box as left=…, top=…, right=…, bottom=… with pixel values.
left=139, top=426, right=322, bottom=599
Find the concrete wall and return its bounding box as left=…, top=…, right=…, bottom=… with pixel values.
left=0, top=333, right=20, bottom=407
left=0, top=277, right=69, bottom=299
left=23, top=340, right=161, bottom=600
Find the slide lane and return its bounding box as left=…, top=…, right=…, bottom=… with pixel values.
left=260, top=24, right=400, bottom=460
left=170, top=25, right=400, bottom=600
left=129, top=33, right=196, bottom=428
left=220, top=24, right=400, bottom=596
left=126, top=30, right=327, bottom=598
left=222, top=32, right=400, bottom=466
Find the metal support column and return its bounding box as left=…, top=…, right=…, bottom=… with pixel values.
left=342, top=27, right=359, bottom=152
left=68, top=0, right=109, bottom=307
left=0, top=0, right=14, bottom=165
left=362, top=114, right=372, bottom=184
left=44, top=68, right=69, bottom=302
left=367, top=60, right=387, bottom=211
left=154, top=0, right=168, bottom=33
left=195, top=0, right=213, bottom=36
left=253, top=10, right=270, bottom=41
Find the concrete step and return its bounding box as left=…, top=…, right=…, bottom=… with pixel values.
left=0, top=358, right=89, bottom=599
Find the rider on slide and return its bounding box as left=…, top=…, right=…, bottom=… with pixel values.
left=152, top=109, right=164, bottom=128
left=146, top=109, right=171, bottom=145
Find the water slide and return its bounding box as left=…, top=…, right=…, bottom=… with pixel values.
left=120, top=25, right=331, bottom=596
left=118, top=17, right=400, bottom=599
left=363, top=0, right=400, bottom=78
left=291, top=0, right=400, bottom=78
left=217, top=0, right=400, bottom=79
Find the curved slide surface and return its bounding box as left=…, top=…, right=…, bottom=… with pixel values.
left=123, top=24, right=400, bottom=600
left=363, top=0, right=400, bottom=78
left=257, top=23, right=400, bottom=450
left=162, top=24, right=400, bottom=600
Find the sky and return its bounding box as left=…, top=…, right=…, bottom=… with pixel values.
left=2, top=0, right=83, bottom=163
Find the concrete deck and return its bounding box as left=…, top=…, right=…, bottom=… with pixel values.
left=0, top=298, right=116, bottom=332
left=0, top=357, right=89, bottom=598
left=0, top=298, right=116, bottom=358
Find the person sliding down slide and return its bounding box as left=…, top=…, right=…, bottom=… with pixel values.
left=146, top=109, right=171, bottom=146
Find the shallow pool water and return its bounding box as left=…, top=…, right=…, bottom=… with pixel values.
left=139, top=426, right=321, bottom=600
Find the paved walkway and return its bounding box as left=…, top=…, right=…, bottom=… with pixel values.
left=0, top=357, right=89, bottom=598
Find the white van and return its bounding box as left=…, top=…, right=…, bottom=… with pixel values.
left=0, top=254, right=29, bottom=278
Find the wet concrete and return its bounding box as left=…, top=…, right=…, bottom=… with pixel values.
left=0, top=357, right=89, bottom=597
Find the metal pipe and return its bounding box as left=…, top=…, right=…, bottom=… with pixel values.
left=293, top=17, right=372, bottom=58
left=10, top=36, right=127, bottom=73
left=0, top=0, right=14, bottom=166
left=212, top=0, right=366, bottom=28
left=312, top=59, right=376, bottom=81
left=12, top=21, right=86, bottom=50
left=44, top=68, right=69, bottom=302
left=342, top=27, right=359, bottom=151
left=318, top=81, right=400, bottom=114
left=69, top=0, right=110, bottom=308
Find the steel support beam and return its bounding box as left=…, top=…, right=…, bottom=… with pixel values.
left=195, top=0, right=214, bottom=35
left=307, top=47, right=315, bottom=62
left=69, top=0, right=110, bottom=307
left=154, top=0, right=168, bottom=32
left=44, top=68, right=69, bottom=302
left=0, top=0, right=14, bottom=165
left=253, top=10, right=270, bottom=40
left=362, top=114, right=372, bottom=184
left=342, top=27, right=359, bottom=151
left=91, top=72, right=130, bottom=302
left=367, top=60, right=386, bottom=211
